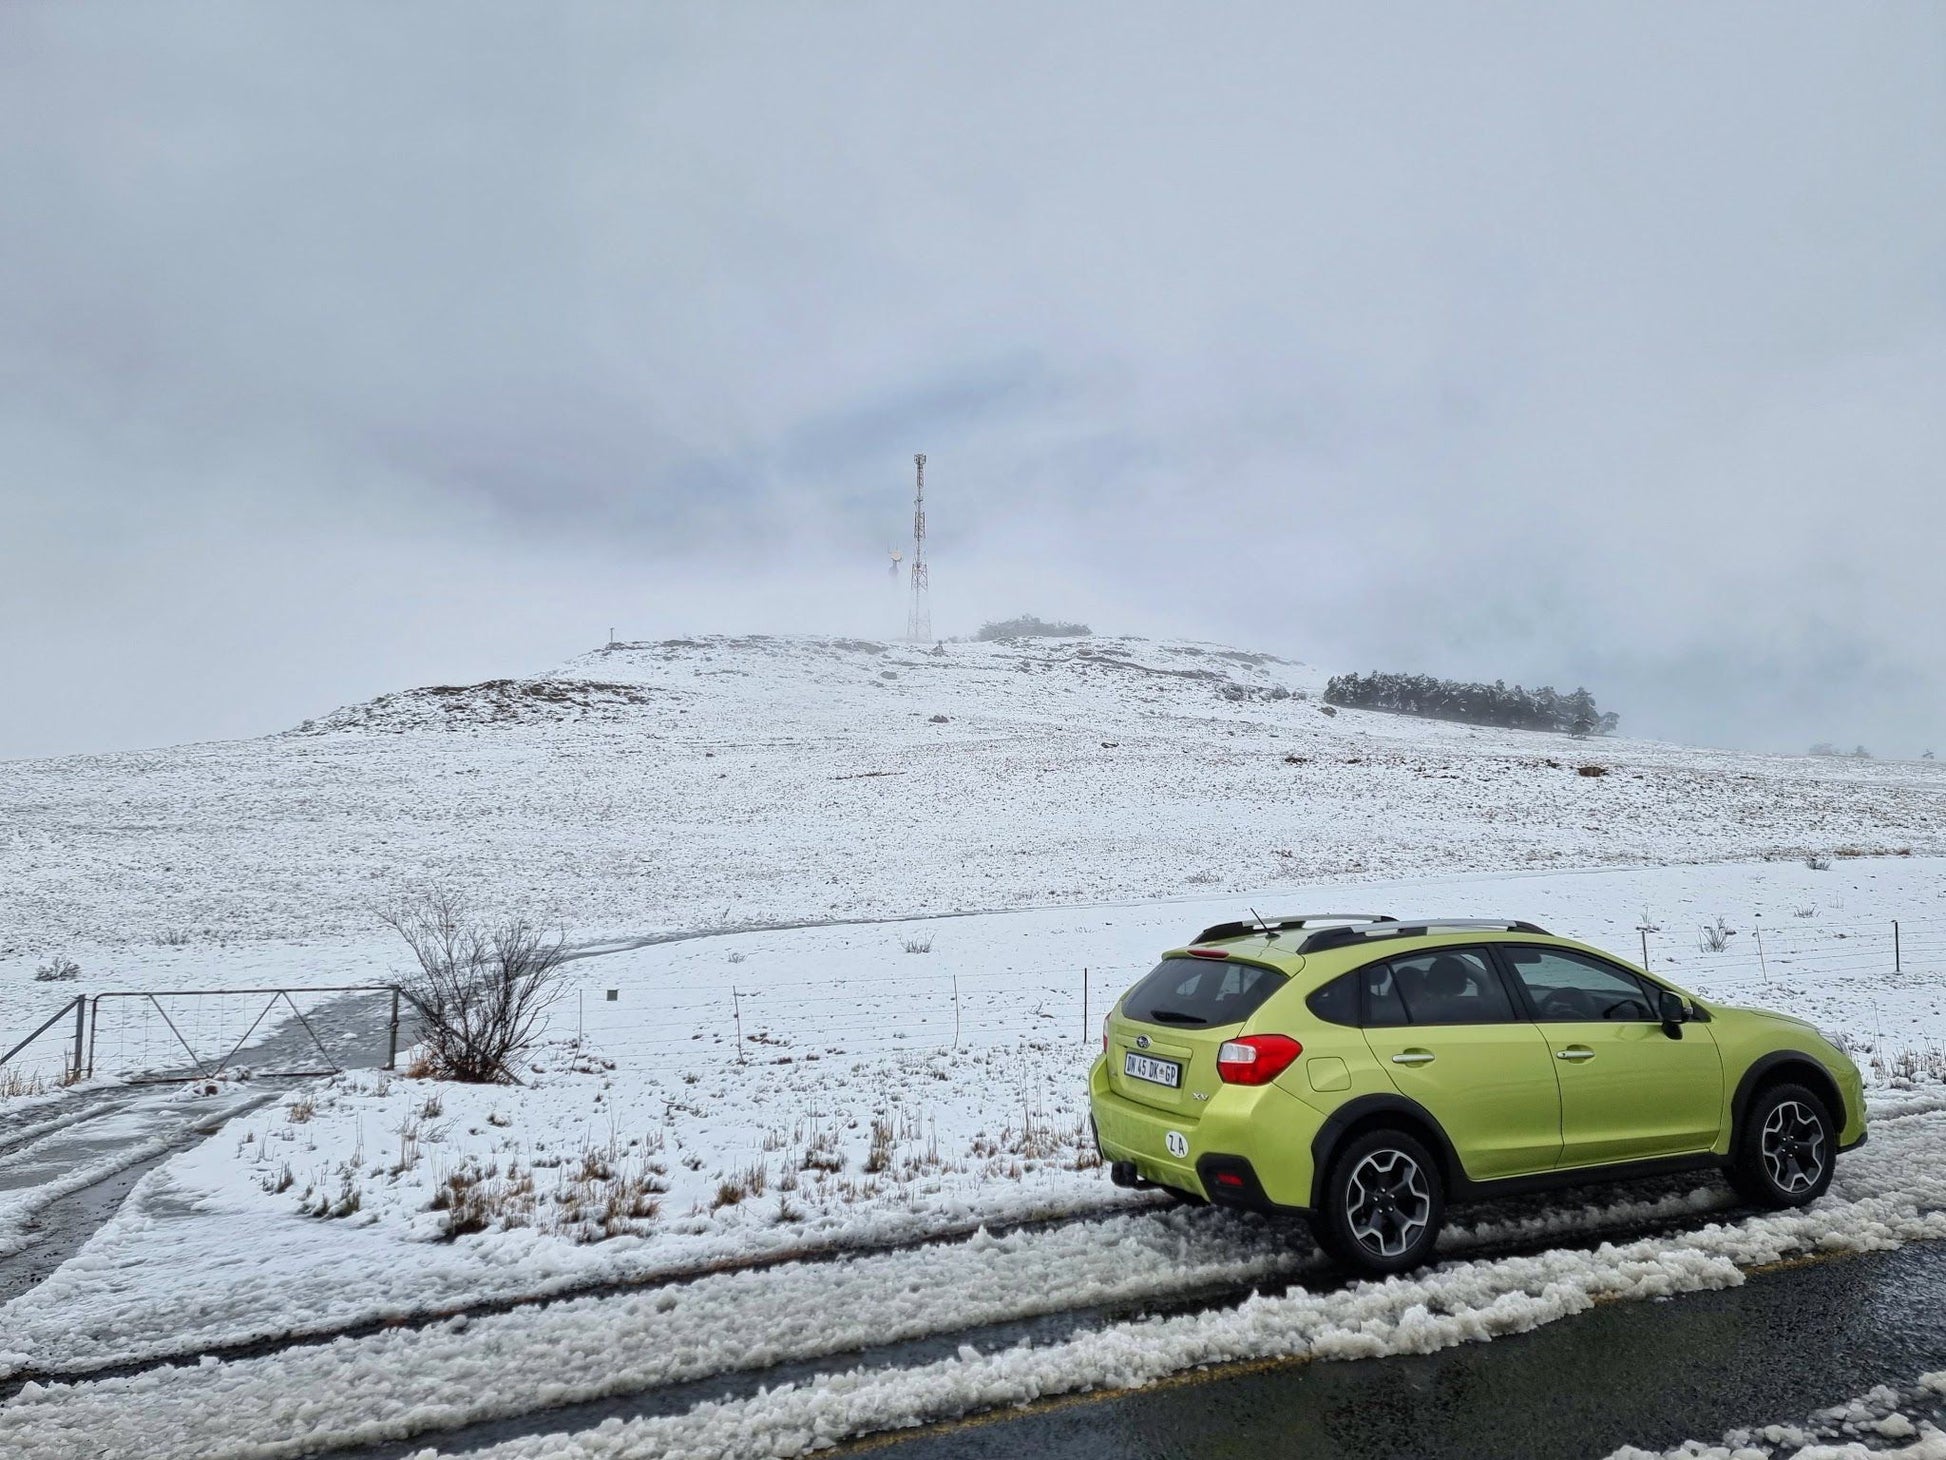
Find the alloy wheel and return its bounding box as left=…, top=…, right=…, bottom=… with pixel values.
left=1345, top=1148, right=1432, bottom=1258
left=1760, top=1099, right=1828, bottom=1195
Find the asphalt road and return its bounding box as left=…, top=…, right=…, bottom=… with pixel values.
left=878, top=1240, right=1946, bottom=1460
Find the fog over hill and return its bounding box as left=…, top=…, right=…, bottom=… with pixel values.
left=2, top=634, right=1940, bottom=958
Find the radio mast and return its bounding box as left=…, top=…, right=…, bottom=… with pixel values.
left=906, top=453, right=931, bottom=642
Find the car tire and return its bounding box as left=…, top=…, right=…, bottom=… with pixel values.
left=1728, top=1081, right=1837, bottom=1209
left=1310, top=1127, right=1446, bottom=1276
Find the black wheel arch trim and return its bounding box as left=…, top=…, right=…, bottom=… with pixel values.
left=1308, top=1093, right=1468, bottom=1207
left=1730, top=1050, right=1847, bottom=1142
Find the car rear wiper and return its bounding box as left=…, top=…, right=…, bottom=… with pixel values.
left=1144, top=1009, right=1208, bottom=1025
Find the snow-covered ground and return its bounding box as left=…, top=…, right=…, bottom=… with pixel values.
left=3, top=857, right=1944, bottom=1390
left=4, top=633, right=1940, bottom=991
left=9, top=1088, right=1946, bottom=1458
left=5, top=633, right=1946, bottom=1456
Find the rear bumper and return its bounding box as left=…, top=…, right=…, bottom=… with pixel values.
left=1088, top=1055, right=1322, bottom=1209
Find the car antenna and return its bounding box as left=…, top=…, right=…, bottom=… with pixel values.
left=1249, top=907, right=1277, bottom=940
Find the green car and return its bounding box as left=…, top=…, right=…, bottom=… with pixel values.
left=1091, top=915, right=1867, bottom=1274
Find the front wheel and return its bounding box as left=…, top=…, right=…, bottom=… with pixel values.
left=1310, top=1128, right=1445, bottom=1275
left=1728, top=1082, right=1836, bottom=1208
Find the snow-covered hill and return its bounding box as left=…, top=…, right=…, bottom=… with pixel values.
left=2, top=633, right=1942, bottom=957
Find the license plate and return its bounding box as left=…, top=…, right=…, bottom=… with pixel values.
left=1123, top=1051, right=1183, bottom=1088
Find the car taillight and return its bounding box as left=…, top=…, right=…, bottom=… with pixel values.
left=1101, top=1012, right=1112, bottom=1055
left=1216, top=1034, right=1302, bottom=1085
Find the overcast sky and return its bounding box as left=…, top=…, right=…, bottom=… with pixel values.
left=2, top=3, right=1941, bottom=761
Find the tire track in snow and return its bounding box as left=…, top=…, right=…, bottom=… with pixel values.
left=0, top=1088, right=281, bottom=1262
left=0, top=1195, right=1165, bottom=1396
left=0, top=1171, right=1786, bottom=1460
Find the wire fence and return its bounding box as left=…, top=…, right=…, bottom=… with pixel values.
left=10, top=914, right=1946, bottom=1092
left=554, top=916, right=1946, bottom=1073
left=554, top=963, right=1144, bottom=1067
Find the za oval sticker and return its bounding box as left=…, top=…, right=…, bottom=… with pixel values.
left=1165, top=1130, right=1189, bottom=1159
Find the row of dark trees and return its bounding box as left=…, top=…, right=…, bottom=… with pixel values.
left=1324, top=672, right=1619, bottom=736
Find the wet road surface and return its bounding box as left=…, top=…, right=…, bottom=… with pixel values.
left=878, top=1240, right=1946, bottom=1460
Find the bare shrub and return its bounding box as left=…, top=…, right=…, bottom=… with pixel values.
left=34, top=955, right=80, bottom=983
left=153, top=928, right=194, bottom=947
left=1576, top=764, right=1609, bottom=778
left=901, top=935, right=934, bottom=954
left=380, top=887, right=566, bottom=1083
left=1698, top=918, right=1737, bottom=953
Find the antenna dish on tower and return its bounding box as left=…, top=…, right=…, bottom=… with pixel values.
left=888, top=547, right=903, bottom=579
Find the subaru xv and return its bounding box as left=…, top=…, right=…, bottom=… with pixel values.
left=1090, top=915, right=1866, bottom=1274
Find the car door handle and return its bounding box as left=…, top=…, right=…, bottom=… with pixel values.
left=1556, top=1046, right=1595, bottom=1062
left=1391, top=1050, right=1435, bottom=1066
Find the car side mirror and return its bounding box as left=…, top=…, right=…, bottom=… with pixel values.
left=1657, top=990, right=1687, bottom=1032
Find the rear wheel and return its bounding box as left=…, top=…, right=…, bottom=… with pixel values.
left=1728, top=1081, right=1835, bottom=1208
left=1311, top=1128, right=1445, bottom=1275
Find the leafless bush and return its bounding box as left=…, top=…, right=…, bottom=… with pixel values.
left=901, top=935, right=934, bottom=954
left=152, top=928, right=194, bottom=947
left=34, top=955, right=80, bottom=983
left=379, top=887, right=566, bottom=1083
left=1698, top=918, right=1737, bottom=953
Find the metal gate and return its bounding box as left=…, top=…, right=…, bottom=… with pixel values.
left=82, top=986, right=403, bottom=1083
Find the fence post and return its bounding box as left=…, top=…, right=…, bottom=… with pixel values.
left=1755, top=925, right=1768, bottom=984
left=1082, top=967, right=1089, bottom=1044
left=87, top=995, right=99, bottom=1078
left=70, top=997, right=85, bottom=1084
left=386, top=987, right=401, bottom=1071
left=951, top=975, right=961, bottom=1050
left=1638, top=928, right=1651, bottom=971
left=1895, top=921, right=1902, bottom=976
left=732, top=987, right=745, bottom=1063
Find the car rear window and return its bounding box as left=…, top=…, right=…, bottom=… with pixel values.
left=1122, top=956, right=1287, bottom=1028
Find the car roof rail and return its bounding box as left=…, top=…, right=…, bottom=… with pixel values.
left=1295, top=919, right=1551, bottom=954
left=1191, top=913, right=1398, bottom=945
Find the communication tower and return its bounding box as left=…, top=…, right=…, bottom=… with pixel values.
left=906, top=453, right=931, bottom=642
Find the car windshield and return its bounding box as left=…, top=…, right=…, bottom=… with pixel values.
left=1121, top=956, right=1287, bottom=1028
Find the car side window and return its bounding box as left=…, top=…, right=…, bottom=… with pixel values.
left=1502, top=946, right=1656, bottom=1022
left=1306, top=972, right=1359, bottom=1026
left=1386, top=948, right=1519, bottom=1025
left=1360, top=962, right=1410, bottom=1027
